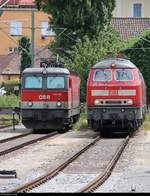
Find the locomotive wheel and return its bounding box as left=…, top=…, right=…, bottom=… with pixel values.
left=33, top=129, right=39, bottom=133
left=100, top=129, right=108, bottom=137
left=58, top=125, right=70, bottom=134
left=92, top=120, right=100, bottom=132
left=58, top=129, right=66, bottom=134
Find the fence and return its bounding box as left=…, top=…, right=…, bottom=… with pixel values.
left=0, top=107, right=20, bottom=130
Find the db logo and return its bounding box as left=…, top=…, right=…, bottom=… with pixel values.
left=109, top=90, right=118, bottom=96
left=39, top=95, right=50, bottom=100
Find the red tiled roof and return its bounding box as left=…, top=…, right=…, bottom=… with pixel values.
left=111, top=18, right=150, bottom=40
left=0, top=53, right=15, bottom=74
left=0, top=0, right=35, bottom=6
left=19, top=0, right=34, bottom=6
left=0, top=47, right=52, bottom=75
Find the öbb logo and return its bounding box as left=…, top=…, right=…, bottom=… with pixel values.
left=39, top=95, right=50, bottom=100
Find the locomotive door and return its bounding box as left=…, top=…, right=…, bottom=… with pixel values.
left=69, top=77, right=73, bottom=109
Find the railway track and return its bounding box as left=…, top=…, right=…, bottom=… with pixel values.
left=0, top=132, right=31, bottom=144
left=0, top=131, right=58, bottom=157
left=9, top=134, right=130, bottom=193
left=0, top=125, right=11, bottom=129
left=79, top=135, right=129, bottom=193
left=10, top=136, right=101, bottom=193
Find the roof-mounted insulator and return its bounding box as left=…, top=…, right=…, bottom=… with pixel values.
left=40, top=58, right=64, bottom=68
left=117, top=52, right=125, bottom=59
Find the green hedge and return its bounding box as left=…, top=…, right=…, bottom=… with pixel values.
left=0, top=94, right=19, bottom=107
left=123, top=28, right=150, bottom=104
left=1, top=79, right=20, bottom=96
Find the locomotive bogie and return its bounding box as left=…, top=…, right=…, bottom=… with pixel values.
left=88, top=105, right=147, bottom=131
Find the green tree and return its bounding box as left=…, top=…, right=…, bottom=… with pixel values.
left=18, top=36, right=31, bottom=73
left=65, top=27, right=122, bottom=102
left=123, top=30, right=150, bottom=104
left=35, top=0, right=116, bottom=55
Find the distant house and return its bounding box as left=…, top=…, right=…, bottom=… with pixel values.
left=0, top=53, right=19, bottom=84
left=0, top=47, right=52, bottom=85
left=112, top=0, right=150, bottom=40
left=0, top=0, right=55, bottom=55
left=0, top=0, right=55, bottom=84
left=113, top=0, right=150, bottom=18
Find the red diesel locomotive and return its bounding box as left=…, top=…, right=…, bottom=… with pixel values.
left=21, top=59, right=81, bottom=132
left=87, top=58, right=147, bottom=135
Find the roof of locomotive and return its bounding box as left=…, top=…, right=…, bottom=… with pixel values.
left=22, top=67, right=70, bottom=75
left=93, top=58, right=137, bottom=69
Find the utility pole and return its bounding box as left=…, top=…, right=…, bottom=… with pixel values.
left=31, top=10, right=35, bottom=67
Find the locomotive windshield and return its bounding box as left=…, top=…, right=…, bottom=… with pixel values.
left=115, top=69, right=133, bottom=81
left=47, top=76, right=65, bottom=89
left=94, top=70, right=112, bottom=81
left=25, top=76, right=43, bottom=89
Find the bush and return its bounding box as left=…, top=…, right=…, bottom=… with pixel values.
left=0, top=94, right=19, bottom=107
left=123, top=28, right=150, bottom=104
left=65, top=27, right=123, bottom=102
left=73, top=103, right=88, bottom=130
left=2, top=79, right=20, bottom=96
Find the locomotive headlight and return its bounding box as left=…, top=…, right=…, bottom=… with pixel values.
left=56, top=101, right=62, bottom=107
left=126, top=99, right=133, bottom=105
left=94, top=99, right=102, bottom=106
left=28, top=101, right=33, bottom=107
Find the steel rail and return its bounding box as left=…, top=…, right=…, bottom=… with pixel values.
left=78, top=135, right=130, bottom=193
left=10, top=136, right=101, bottom=193
left=0, top=125, right=12, bottom=129
left=0, top=132, right=31, bottom=144
left=0, top=131, right=58, bottom=157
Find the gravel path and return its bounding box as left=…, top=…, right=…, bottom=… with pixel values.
left=95, top=129, right=150, bottom=193
left=0, top=129, right=98, bottom=192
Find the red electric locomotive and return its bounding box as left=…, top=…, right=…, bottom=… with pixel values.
left=21, top=59, right=81, bottom=133
left=87, top=57, right=147, bottom=135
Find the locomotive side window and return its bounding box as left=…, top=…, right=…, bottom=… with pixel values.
left=94, top=70, right=112, bottom=81
left=25, top=76, right=43, bottom=89
left=47, top=76, right=65, bottom=89
left=115, top=69, right=133, bottom=81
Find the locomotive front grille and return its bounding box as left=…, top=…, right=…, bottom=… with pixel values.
left=105, top=100, right=122, bottom=105
left=94, top=99, right=133, bottom=106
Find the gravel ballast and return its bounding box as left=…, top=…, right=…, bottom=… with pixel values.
left=95, top=130, right=150, bottom=193
left=0, top=129, right=98, bottom=192
left=29, top=138, right=124, bottom=193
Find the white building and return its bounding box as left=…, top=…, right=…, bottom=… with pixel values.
left=113, top=0, right=150, bottom=18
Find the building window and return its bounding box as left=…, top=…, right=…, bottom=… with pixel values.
left=41, top=21, right=56, bottom=37
left=10, top=21, right=22, bottom=36
left=8, top=47, right=18, bottom=53
left=133, top=4, right=142, bottom=17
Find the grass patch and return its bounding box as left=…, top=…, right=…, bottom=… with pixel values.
left=73, top=112, right=88, bottom=130
left=0, top=114, right=19, bottom=126
left=141, top=113, right=150, bottom=131
left=0, top=94, right=20, bottom=126
left=0, top=94, right=19, bottom=107
left=73, top=103, right=88, bottom=131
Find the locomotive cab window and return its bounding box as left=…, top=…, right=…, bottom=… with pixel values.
left=115, top=69, right=133, bottom=81
left=24, top=76, right=43, bottom=89
left=94, top=70, right=112, bottom=81
left=47, top=76, right=65, bottom=89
